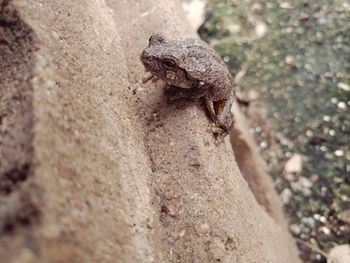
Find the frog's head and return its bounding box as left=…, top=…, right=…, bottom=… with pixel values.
left=140, top=33, right=194, bottom=89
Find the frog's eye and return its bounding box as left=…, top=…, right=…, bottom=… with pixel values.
left=163, top=59, right=176, bottom=69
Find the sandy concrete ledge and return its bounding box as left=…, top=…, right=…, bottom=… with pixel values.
left=0, top=0, right=300, bottom=262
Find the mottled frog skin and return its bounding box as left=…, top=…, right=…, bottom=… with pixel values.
left=140, top=33, right=235, bottom=139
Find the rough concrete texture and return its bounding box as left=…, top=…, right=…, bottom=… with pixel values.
left=0, top=0, right=301, bottom=262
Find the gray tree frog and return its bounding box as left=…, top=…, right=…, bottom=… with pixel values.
left=140, top=33, right=235, bottom=140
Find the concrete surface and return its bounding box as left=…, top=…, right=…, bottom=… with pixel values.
left=0, top=0, right=301, bottom=262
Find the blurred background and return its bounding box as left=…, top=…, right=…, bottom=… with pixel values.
left=183, top=0, right=350, bottom=262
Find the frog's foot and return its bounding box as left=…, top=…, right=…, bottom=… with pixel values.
left=207, top=123, right=228, bottom=145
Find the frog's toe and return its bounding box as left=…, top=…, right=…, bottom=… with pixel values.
left=207, top=123, right=228, bottom=144
left=207, top=122, right=221, bottom=133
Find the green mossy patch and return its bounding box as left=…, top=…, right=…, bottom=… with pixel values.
left=200, top=1, right=350, bottom=262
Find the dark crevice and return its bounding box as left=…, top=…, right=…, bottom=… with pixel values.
left=0, top=0, right=34, bottom=190
left=0, top=163, right=31, bottom=194
left=0, top=189, right=41, bottom=234
left=0, top=0, right=40, bottom=235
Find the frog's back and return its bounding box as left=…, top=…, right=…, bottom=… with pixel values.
left=174, top=38, right=227, bottom=68
left=171, top=38, right=234, bottom=101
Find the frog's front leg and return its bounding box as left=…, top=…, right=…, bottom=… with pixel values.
left=215, top=96, right=235, bottom=132
left=205, top=94, right=235, bottom=139
left=142, top=73, right=159, bottom=83
left=205, top=98, right=216, bottom=123
left=205, top=98, right=227, bottom=140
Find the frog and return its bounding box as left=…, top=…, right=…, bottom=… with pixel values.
left=140, top=33, right=235, bottom=141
